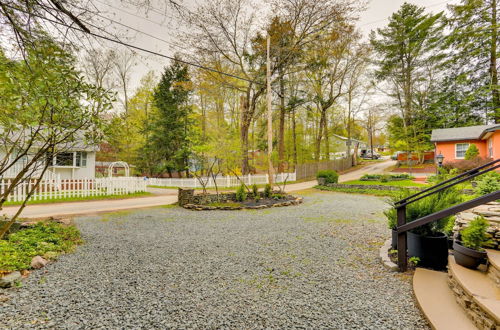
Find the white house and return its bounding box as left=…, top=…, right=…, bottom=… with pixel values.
left=2, top=144, right=98, bottom=180
left=330, top=134, right=367, bottom=158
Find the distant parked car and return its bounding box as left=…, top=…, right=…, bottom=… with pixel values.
left=362, top=152, right=380, bottom=160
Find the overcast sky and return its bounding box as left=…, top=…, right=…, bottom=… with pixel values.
left=91, top=0, right=459, bottom=92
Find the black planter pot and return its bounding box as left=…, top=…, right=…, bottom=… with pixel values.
left=391, top=229, right=397, bottom=250
left=407, top=231, right=449, bottom=270
left=453, top=240, right=487, bottom=269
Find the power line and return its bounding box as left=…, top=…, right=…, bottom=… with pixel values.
left=4, top=3, right=261, bottom=85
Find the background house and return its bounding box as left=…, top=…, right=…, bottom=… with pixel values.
left=2, top=145, right=98, bottom=180
left=430, top=124, right=500, bottom=162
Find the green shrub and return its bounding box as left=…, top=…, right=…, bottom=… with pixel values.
left=264, top=184, right=272, bottom=198
left=360, top=174, right=382, bottom=181
left=361, top=173, right=413, bottom=181
left=316, top=170, right=339, bottom=184
left=464, top=144, right=479, bottom=160
left=271, top=193, right=285, bottom=200
left=235, top=184, right=247, bottom=202
left=252, top=184, right=258, bottom=196
left=461, top=216, right=492, bottom=251
left=444, top=216, right=456, bottom=236
left=0, top=222, right=82, bottom=272
left=475, top=172, right=500, bottom=196
left=385, top=187, right=463, bottom=236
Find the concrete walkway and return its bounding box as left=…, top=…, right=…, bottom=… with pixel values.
left=1, top=160, right=396, bottom=219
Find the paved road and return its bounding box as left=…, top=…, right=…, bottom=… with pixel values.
left=1, top=160, right=396, bottom=219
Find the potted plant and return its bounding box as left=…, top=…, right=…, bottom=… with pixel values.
left=316, top=170, right=339, bottom=186
left=385, top=187, right=463, bottom=270
left=384, top=204, right=398, bottom=250
left=453, top=216, right=492, bottom=269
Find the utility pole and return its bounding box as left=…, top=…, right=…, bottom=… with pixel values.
left=267, top=34, right=274, bottom=186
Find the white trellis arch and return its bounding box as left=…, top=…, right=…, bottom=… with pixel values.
left=108, top=161, right=130, bottom=177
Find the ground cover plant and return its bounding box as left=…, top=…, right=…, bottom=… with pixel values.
left=0, top=222, right=82, bottom=272
left=314, top=185, right=401, bottom=198
left=360, top=173, right=414, bottom=181
left=342, top=179, right=425, bottom=187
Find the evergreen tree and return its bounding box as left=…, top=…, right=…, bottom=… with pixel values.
left=370, top=3, right=444, bottom=159
left=447, top=0, right=500, bottom=123
left=150, top=60, right=193, bottom=176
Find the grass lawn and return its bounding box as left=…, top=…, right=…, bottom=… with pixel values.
left=315, top=185, right=400, bottom=197
left=342, top=179, right=427, bottom=187
left=4, top=191, right=152, bottom=206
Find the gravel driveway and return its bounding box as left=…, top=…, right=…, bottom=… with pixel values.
left=1, top=190, right=429, bottom=329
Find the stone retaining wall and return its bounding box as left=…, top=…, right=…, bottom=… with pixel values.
left=453, top=202, right=500, bottom=250
left=448, top=274, right=499, bottom=330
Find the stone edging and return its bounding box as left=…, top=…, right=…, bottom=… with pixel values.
left=183, top=197, right=303, bottom=211
left=379, top=238, right=398, bottom=271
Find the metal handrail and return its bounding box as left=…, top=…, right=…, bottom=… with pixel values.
left=395, top=158, right=499, bottom=206
left=396, top=162, right=500, bottom=209
left=397, top=191, right=500, bottom=233
left=394, top=157, right=499, bottom=272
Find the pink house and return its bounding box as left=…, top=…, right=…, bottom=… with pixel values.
left=430, top=124, right=500, bottom=163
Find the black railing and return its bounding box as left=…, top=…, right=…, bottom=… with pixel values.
left=395, top=158, right=500, bottom=271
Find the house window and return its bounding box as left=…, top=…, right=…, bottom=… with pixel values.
left=75, top=152, right=87, bottom=167
left=55, top=152, right=74, bottom=166
left=488, top=139, right=493, bottom=158
left=455, top=143, right=469, bottom=159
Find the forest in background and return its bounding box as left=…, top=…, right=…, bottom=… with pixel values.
left=2, top=0, right=497, bottom=177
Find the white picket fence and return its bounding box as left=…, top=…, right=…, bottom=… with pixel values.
left=0, top=177, right=147, bottom=202
left=147, top=172, right=296, bottom=188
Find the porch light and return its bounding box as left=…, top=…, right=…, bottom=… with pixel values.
left=436, top=153, right=445, bottom=167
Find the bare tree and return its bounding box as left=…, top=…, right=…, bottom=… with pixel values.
left=113, top=50, right=137, bottom=115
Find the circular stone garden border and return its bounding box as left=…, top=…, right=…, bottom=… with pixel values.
left=182, top=196, right=303, bottom=211
left=178, top=188, right=303, bottom=211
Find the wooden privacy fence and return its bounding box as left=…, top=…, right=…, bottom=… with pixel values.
left=0, top=177, right=147, bottom=203
left=295, top=157, right=353, bottom=180
left=147, top=172, right=296, bottom=188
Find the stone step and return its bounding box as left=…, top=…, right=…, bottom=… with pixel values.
left=487, top=249, right=500, bottom=289
left=448, top=255, right=500, bottom=329
left=413, top=268, right=476, bottom=330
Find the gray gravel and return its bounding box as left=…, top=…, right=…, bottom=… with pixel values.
left=1, top=191, right=429, bottom=329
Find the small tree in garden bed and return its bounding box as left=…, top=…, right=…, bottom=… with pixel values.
left=0, top=38, right=111, bottom=239
left=235, top=184, right=247, bottom=202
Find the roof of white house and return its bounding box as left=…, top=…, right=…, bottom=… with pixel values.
left=430, top=124, right=500, bottom=142
left=331, top=134, right=366, bottom=145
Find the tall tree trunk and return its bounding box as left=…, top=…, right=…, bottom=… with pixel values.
left=315, top=108, right=327, bottom=161
left=324, top=116, right=330, bottom=160
left=490, top=0, right=500, bottom=123
left=278, top=74, right=286, bottom=172
left=292, top=108, right=298, bottom=168
left=240, top=94, right=251, bottom=174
